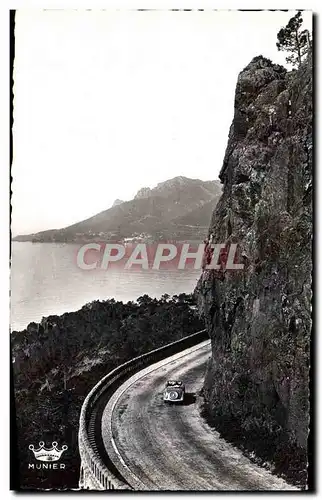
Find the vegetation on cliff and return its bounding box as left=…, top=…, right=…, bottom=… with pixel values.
left=276, top=11, right=312, bottom=68
left=11, top=293, right=204, bottom=489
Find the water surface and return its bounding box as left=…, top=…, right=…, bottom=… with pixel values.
left=11, top=242, right=201, bottom=331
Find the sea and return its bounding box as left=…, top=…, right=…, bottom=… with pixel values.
left=10, top=242, right=201, bottom=332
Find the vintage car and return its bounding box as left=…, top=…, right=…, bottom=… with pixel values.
left=163, top=380, right=185, bottom=403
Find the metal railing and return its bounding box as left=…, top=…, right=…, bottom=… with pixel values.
left=78, top=329, right=208, bottom=490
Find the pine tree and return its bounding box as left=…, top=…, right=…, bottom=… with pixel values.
left=276, top=11, right=311, bottom=67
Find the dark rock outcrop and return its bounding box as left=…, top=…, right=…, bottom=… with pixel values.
left=196, top=55, right=312, bottom=487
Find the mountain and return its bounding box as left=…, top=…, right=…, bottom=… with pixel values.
left=196, top=55, right=312, bottom=487
left=13, top=177, right=222, bottom=243
left=111, top=199, right=124, bottom=207
left=11, top=294, right=203, bottom=489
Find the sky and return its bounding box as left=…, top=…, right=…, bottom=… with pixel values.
left=11, top=9, right=312, bottom=235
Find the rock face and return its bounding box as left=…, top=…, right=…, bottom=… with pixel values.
left=196, top=55, right=312, bottom=487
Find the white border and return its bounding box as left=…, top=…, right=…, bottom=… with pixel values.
left=1, top=1, right=320, bottom=498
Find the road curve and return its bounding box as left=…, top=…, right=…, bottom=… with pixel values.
left=101, top=340, right=297, bottom=491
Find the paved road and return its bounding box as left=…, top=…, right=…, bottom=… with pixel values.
left=101, top=341, right=297, bottom=491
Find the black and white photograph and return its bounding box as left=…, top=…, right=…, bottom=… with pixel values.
left=9, top=7, right=313, bottom=492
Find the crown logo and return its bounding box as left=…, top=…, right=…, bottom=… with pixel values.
left=29, top=441, right=68, bottom=462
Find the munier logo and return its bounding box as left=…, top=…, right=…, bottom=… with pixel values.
left=28, top=441, right=67, bottom=469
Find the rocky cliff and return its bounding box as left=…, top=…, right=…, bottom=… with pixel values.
left=196, top=55, right=312, bottom=487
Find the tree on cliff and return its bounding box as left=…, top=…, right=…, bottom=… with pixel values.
left=276, top=11, right=311, bottom=67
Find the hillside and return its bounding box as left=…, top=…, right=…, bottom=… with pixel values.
left=13, top=177, right=222, bottom=243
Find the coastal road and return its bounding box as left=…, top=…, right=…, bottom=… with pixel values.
left=101, top=340, right=297, bottom=491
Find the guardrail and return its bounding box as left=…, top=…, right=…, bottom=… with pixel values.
left=78, top=329, right=208, bottom=490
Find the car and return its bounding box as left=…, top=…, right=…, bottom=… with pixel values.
left=163, top=380, right=185, bottom=403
